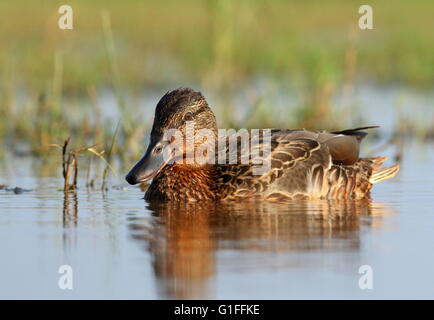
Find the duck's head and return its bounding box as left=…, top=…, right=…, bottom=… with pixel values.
left=126, top=88, right=217, bottom=185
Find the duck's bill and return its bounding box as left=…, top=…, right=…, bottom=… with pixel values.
left=125, top=141, right=172, bottom=185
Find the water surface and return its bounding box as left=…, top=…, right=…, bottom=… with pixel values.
left=1, top=85, right=434, bottom=299
left=0, top=141, right=433, bottom=299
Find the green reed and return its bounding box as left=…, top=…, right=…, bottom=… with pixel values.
left=0, top=0, right=433, bottom=166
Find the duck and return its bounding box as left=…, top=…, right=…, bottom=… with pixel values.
left=125, top=88, right=399, bottom=201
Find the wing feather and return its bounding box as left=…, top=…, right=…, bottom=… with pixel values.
left=216, top=130, right=328, bottom=199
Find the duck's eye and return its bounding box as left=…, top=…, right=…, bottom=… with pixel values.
left=154, top=145, right=163, bottom=154
left=183, top=112, right=193, bottom=121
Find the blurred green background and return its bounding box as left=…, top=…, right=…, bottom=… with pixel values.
left=0, top=0, right=433, bottom=163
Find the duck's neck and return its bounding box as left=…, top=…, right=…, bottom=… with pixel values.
left=145, top=163, right=218, bottom=201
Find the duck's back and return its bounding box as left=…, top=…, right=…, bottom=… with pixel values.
left=215, top=128, right=399, bottom=200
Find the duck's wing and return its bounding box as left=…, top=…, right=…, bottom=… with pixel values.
left=215, top=130, right=327, bottom=199
left=215, top=127, right=378, bottom=199
left=279, top=126, right=378, bottom=165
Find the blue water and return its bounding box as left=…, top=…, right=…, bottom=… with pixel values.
left=0, top=86, right=433, bottom=299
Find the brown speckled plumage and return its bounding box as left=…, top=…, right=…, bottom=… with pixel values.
left=145, top=164, right=219, bottom=201
left=127, top=88, right=400, bottom=202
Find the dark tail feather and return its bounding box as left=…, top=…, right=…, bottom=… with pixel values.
left=332, top=126, right=380, bottom=141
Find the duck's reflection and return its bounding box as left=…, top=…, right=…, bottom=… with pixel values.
left=128, top=199, right=394, bottom=299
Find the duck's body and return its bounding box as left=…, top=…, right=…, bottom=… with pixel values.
left=144, top=128, right=399, bottom=201
left=126, top=88, right=399, bottom=202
